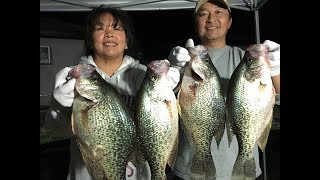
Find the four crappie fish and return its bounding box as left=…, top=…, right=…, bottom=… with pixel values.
left=135, top=59, right=180, bottom=180
left=178, top=45, right=226, bottom=180
left=70, top=63, right=136, bottom=180
left=226, top=44, right=275, bottom=180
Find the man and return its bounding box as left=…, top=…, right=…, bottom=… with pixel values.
left=168, top=0, right=280, bottom=179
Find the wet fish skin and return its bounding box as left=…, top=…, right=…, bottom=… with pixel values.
left=178, top=45, right=226, bottom=179
left=135, top=59, right=179, bottom=180
left=226, top=44, right=275, bottom=180
left=70, top=63, right=136, bottom=180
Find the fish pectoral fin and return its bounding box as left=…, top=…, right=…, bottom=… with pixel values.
left=77, top=139, right=95, bottom=158
left=257, top=118, right=273, bottom=152
left=78, top=140, right=105, bottom=161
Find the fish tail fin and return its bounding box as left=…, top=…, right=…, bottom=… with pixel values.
left=190, top=152, right=216, bottom=179
left=226, top=113, right=235, bottom=147
left=130, top=146, right=146, bottom=178
left=231, top=155, right=256, bottom=180
left=214, top=118, right=226, bottom=148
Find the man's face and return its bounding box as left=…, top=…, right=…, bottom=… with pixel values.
left=195, top=2, right=232, bottom=42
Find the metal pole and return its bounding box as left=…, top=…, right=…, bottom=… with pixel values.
left=254, top=7, right=260, bottom=43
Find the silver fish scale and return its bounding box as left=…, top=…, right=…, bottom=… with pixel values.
left=72, top=65, right=136, bottom=180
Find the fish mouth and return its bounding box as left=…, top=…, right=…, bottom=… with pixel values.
left=188, top=45, right=207, bottom=58
left=191, top=69, right=204, bottom=81
left=190, top=59, right=206, bottom=80
left=76, top=81, right=97, bottom=93
left=188, top=45, right=208, bottom=80
left=69, top=64, right=96, bottom=79
left=148, top=60, right=169, bottom=76
left=247, top=61, right=264, bottom=69
left=245, top=44, right=269, bottom=59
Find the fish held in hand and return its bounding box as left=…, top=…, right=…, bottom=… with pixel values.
left=135, top=59, right=180, bottom=180
left=226, top=44, right=275, bottom=180
left=70, top=63, right=136, bottom=180
left=178, top=45, right=226, bottom=179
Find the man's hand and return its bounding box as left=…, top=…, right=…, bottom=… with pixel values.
left=263, top=40, right=280, bottom=77
left=53, top=67, right=76, bottom=107
left=167, top=66, right=180, bottom=90
left=168, top=39, right=194, bottom=73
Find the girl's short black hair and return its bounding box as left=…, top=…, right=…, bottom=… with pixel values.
left=84, top=5, right=136, bottom=58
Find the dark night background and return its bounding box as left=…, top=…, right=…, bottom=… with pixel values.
left=40, top=0, right=279, bottom=65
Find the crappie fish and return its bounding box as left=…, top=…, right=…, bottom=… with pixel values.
left=135, top=59, right=179, bottom=180
left=178, top=45, right=226, bottom=179
left=70, top=63, right=136, bottom=180
left=226, top=44, right=275, bottom=180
